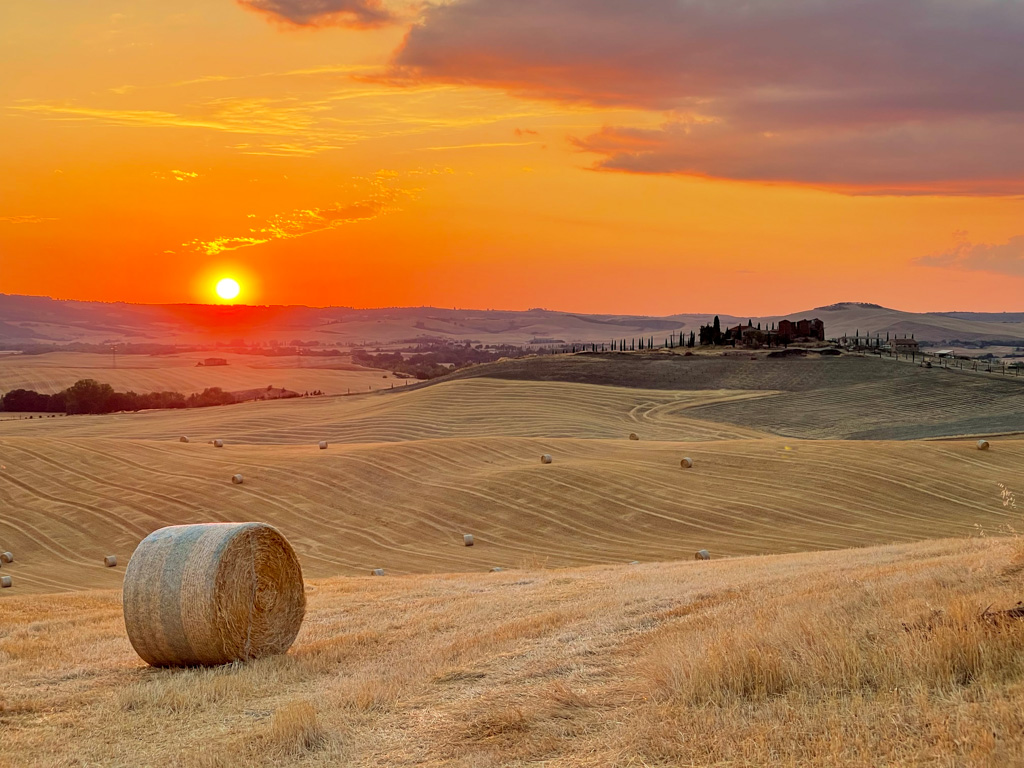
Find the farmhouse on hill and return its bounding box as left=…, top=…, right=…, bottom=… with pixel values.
left=891, top=337, right=920, bottom=353
left=699, top=316, right=825, bottom=347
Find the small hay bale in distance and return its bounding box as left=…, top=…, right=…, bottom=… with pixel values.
left=541, top=454, right=553, bottom=464
left=0, top=575, right=11, bottom=588
left=104, top=555, right=117, bottom=568
left=0, top=551, right=12, bottom=564
left=213, top=439, right=224, bottom=448
left=179, top=436, right=190, bottom=443
left=489, top=567, right=503, bottom=572
left=977, top=439, right=991, bottom=451
left=680, top=457, right=694, bottom=469
left=122, top=522, right=305, bottom=667
left=629, top=433, right=639, bottom=441
left=232, top=474, right=244, bottom=485
left=318, top=441, right=328, bottom=450
left=695, top=549, right=711, bottom=561
left=463, top=534, right=474, bottom=547
left=371, top=568, right=385, bottom=576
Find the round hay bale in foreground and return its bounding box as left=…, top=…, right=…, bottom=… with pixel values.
left=0, top=551, right=12, bottom=564
left=0, top=575, right=10, bottom=588
left=629, top=433, right=639, bottom=441
left=123, top=522, right=305, bottom=667
left=977, top=439, right=990, bottom=451
left=463, top=534, right=474, bottom=547
left=213, top=439, right=224, bottom=448
left=104, top=555, right=117, bottom=567
left=680, top=457, right=694, bottom=469
left=371, top=568, right=385, bottom=576
left=318, top=441, right=328, bottom=450
left=541, top=454, right=553, bottom=464
left=695, top=549, right=710, bottom=560
left=232, top=474, right=244, bottom=485
left=179, top=436, right=190, bottom=443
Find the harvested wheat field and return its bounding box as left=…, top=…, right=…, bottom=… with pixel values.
left=0, top=351, right=389, bottom=397
left=3, top=537, right=1024, bottom=766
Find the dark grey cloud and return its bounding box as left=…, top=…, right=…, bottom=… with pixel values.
left=239, top=0, right=394, bottom=28
left=386, top=0, right=1024, bottom=194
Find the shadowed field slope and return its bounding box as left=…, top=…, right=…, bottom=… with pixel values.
left=448, top=353, right=1024, bottom=440
left=4, top=537, right=1024, bottom=766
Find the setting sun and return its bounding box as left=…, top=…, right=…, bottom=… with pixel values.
left=215, top=278, right=240, bottom=301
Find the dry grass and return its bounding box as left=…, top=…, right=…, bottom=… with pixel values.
left=3, top=536, right=1024, bottom=766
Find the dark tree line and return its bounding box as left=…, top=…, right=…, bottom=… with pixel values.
left=0, top=379, right=237, bottom=415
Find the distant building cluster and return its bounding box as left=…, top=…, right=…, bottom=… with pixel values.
left=699, top=317, right=825, bottom=347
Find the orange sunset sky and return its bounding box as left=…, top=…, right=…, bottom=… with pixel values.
left=1, top=0, right=1023, bottom=315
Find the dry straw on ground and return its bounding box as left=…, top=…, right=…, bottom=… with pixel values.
left=104, top=555, right=117, bottom=567
left=122, top=522, right=306, bottom=667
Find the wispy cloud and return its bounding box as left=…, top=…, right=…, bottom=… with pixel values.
left=237, top=0, right=395, bottom=28
left=0, top=215, right=56, bottom=225
left=916, top=234, right=1024, bottom=277
left=153, top=169, right=200, bottom=182
left=416, top=140, right=539, bottom=152
left=183, top=174, right=417, bottom=256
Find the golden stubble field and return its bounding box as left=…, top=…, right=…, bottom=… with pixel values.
left=2, top=361, right=1024, bottom=766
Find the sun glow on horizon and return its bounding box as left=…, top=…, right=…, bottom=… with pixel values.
left=215, top=277, right=241, bottom=301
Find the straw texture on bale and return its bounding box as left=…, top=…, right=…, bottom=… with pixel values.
left=463, top=534, right=474, bottom=547
left=695, top=549, right=711, bottom=560
left=541, top=454, right=553, bottom=464
left=629, top=433, right=639, bottom=441
left=104, top=555, right=117, bottom=567
left=1, top=575, right=10, bottom=588
left=213, top=439, right=224, bottom=448
left=372, top=568, right=385, bottom=576
left=179, top=436, right=189, bottom=443
left=122, top=522, right=305, bottom=667
left=681, top=457, right=694, bottom=468
left=232, top=474, right=244, bottom=485
left=318, top=441, right=328, bottom=450
left=1, top=551, right=12, bottom=564
left=977, top=439, right=991, bottom=451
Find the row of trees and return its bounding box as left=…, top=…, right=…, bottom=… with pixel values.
left=0, top=379, right=237, bottom=415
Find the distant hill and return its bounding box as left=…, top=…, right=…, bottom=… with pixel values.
left=2, top=293, right=1023, bottom=348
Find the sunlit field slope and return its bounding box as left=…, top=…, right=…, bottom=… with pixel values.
left=0, top=351, right=388, bottom=397
left=4, top=537, right=1024, bottom=766
left=451, top=352, right=1024, bottom=439
left=0, top=378, right=1019, bottom=595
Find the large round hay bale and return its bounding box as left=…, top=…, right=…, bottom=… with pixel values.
left=213, top=439, right=224, bottom=448
left=0, top=575, right=10, bottom=588
left=629, top=433, right=639, bottom=441
left=318, top=441, right=328, bottom=450
left=0, top=551, right=12, bottom=564
left=104, top=555, right=117, bottom=568
left=122, top=523, right=305, bottom=667
left=977, top=439, right=991, bottom=451
left=371, top=568, right=385, bottom=576
left=463, top=534, right=474, bottom=547
left=680, top=457, right=694, bottom=469
left=541, top=454, right=553, bottom=464
left=489, top=567, right=503, bottom=572
left=179, top=436, right=190, bottom=443
left=695, top=549, right=710, bottom=560
left=232, top=474, right=244, bottom=485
